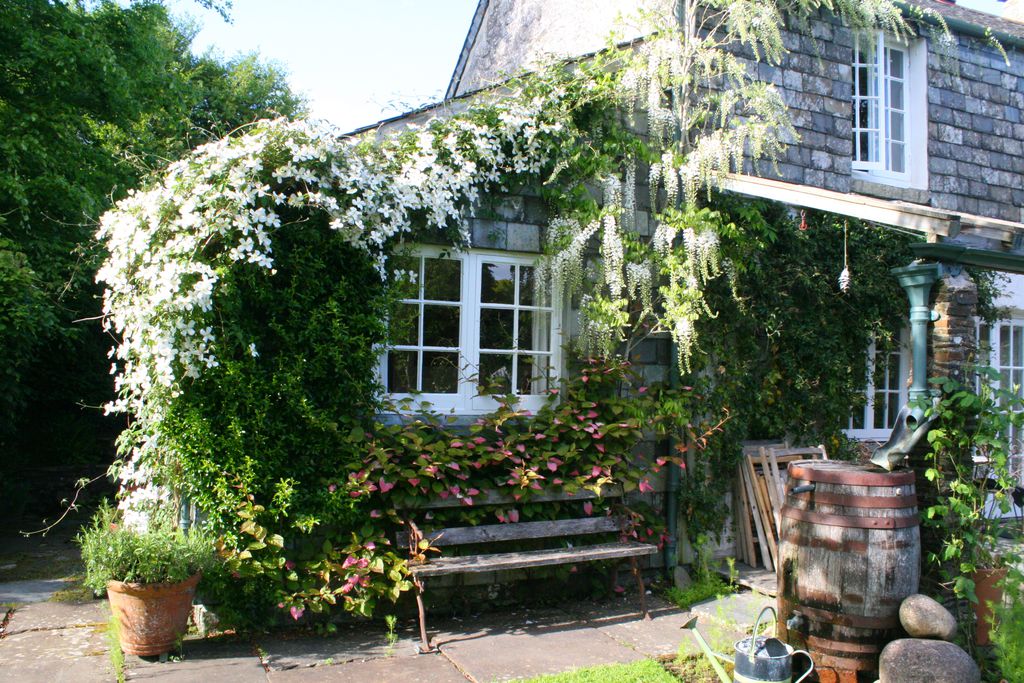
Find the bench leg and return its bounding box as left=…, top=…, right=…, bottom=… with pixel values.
left=629, top=556, right=650, bottom=620
left=413, top=576, right=435, bottom=654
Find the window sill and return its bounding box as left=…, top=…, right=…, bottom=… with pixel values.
left=851, top=177, right=930, bottom=205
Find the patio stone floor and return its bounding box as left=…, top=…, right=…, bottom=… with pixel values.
left=0, top=582, right=766, bottom=682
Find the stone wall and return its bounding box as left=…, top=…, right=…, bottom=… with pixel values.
left=926, top=33, right=1024, bottom=221
left=451, top=4, right=1024, bottom=223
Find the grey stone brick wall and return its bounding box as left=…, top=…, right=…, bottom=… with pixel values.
left=450, top=4, right=1024, bottom=224
left=925, top=34, right=1024, bottom=221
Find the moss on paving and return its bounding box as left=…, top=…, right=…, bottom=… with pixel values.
left=515, top=659, right=679, bottom=682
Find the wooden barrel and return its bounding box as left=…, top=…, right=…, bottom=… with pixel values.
left=776, top=460, right=919, bottom=680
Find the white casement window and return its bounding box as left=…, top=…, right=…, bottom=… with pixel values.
left=381, top=247, right=561, bottom=413
left=851, top=32, right=927, bottom=188
left=975, top=321, right=1024, bottom=513
left=846, top=331, right=910, bottom=440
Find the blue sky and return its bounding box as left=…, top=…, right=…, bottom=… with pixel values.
left=166, top=0, right=1011, bottom=133
left=167, top=0, right=479, bottom=132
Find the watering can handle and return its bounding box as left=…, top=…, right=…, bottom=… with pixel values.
left=791, top=650, right=815, bottom=683
left=752, top=606, right=778, bottom=638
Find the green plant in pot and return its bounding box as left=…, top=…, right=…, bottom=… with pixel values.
left=77, top=502, right=216, bottom=656
left=923, top=369, right=1024, bottom=649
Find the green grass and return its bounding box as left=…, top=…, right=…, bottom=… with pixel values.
left=513, top=659, right=678, bottom=682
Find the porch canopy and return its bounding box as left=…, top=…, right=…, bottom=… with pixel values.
left=719, top=173, right=1024, bottom=270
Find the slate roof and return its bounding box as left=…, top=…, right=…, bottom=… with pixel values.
left=911, top=0, right=1024, bottom=41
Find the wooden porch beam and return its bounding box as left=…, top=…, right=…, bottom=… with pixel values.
left=719, top=174, right=961, bottom=238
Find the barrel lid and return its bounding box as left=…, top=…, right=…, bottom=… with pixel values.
left=787, top=460, right=915, bottom=486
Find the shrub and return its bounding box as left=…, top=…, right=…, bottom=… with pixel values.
left=77, top=503, right=216, bottom=593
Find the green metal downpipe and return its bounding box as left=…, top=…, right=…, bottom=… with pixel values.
left=870, top=262, right=941, bottom=470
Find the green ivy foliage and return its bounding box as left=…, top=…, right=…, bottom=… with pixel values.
left=678, top=199, right=919, bottom=539
left=165, top=228, right=392, bottom=539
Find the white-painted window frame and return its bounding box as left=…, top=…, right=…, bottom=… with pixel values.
left=845, top=329, right=910, bottom=440
left=380, top=246, right=563, bottom=414
left=976, top=320, right=1024, bottom=505
left=851, top=31, right=928, bottom=189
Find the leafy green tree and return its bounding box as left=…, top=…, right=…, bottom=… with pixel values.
left=0, top=0, right=304, bottom=474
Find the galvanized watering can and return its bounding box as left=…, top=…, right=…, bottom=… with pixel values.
left=682, top=606, right=814, bottom=683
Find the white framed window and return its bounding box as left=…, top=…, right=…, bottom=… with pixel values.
left=381, top=246, right=562, bottom=414
left=851, top=32, right=927, bottom=189
left=974, top=321, right=1024, bottom=485
left=846, top=331, right=910, bottom=440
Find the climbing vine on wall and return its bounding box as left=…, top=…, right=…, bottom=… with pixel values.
left=95, top=0, right=972, bottom=623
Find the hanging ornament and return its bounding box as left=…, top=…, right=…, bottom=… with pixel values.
left=799, top=209, right=808, bottom=231
left=838, top=220, right=851, bottom=293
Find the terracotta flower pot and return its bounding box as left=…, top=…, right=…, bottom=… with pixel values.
left=972, top=566, right=1007, bottom=647
left=106, top=572, right=201, bottom=656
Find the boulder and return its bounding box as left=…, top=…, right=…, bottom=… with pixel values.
left=899, top=594, right=958, bottom=641
left=879, top=639, right=980, bottom=683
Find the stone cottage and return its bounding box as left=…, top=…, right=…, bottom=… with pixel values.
left=358, top=0, right=1024, bottom=563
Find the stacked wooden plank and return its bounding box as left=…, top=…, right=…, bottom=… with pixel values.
left=734, top=444, right=828, bottom=572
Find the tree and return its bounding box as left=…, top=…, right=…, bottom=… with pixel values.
left=0, top=0, right=304, bottom=474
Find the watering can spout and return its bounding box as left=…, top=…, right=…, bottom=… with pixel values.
left=681, top=616, right=733, bottom=683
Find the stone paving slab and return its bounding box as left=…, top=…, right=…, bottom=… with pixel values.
left=268, top=652, right=468, bottom=682
left=563, top=595, right=696, bottom=657
left=427, top=604, right=578, bottom=646
left=0, top=626, right=111, bottom=682
left=256, top=625, right=421, bottom=670
left=127, top=636, right=266, bottom=682
left=690, top=590, right=774, bottom=631
left=0, top=578, right=72, bottom=605
left=3, top=599, right=106, bottom=635
left=438, top=613, right=646, bottom=682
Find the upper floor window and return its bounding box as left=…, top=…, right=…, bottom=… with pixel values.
left=851, top=32, right=927, bottom=189
left=381, top=247, right=561, bottom=414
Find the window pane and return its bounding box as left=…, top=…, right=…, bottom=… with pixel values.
left=890, top=142, right=905, bottom=173
left=890, top=80, right=904, bottom=111
left=517, top=354, right=551, bottom=395
left=858, top=100, right=870, bottom=130
left=887, top=392, right=900, bottom=429
left=519, top=266, right=538, bottom=306
left=1014, top=326, right=1023, bottom=366
left=391, top=303, right=419, bottom=346
left=422, top=305, right=460, bottom=348
left=422, top=352, right=459, bottom=393
left=478, top=353, right=512, bottom=394
left=481, top=263, right=515, bottom=303
left=874, top=391, right=887, bottom=429
left=480, top=308, right=514, bottom=349
left=388, top=255, right=421, bottom=297
left=890, top=111, right=904, bottom=143
left=888, top=49, right=904, bottom=79
left=423, top=258, right=461, bottom=302
left=518, top=311, right=551, bottom=351
left=1002, top=326, right=1011, bottom=367
left=388, top=351, right=418, bottom=393
left=850, top=407, right=865, bottom=430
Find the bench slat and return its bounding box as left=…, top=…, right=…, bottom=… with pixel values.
left=401, top=485, right=623, bottom=511
left=409, top=541, right=658, bottom=577
left=397, top=516, right=620, bottom=548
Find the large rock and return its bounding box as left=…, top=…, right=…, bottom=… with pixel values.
left=899, top=594, right=958, bottom=641
left=879, top=639, right=980, bottom=683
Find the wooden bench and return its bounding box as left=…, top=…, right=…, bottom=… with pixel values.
left=396, top=487, right=658, bottom=653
